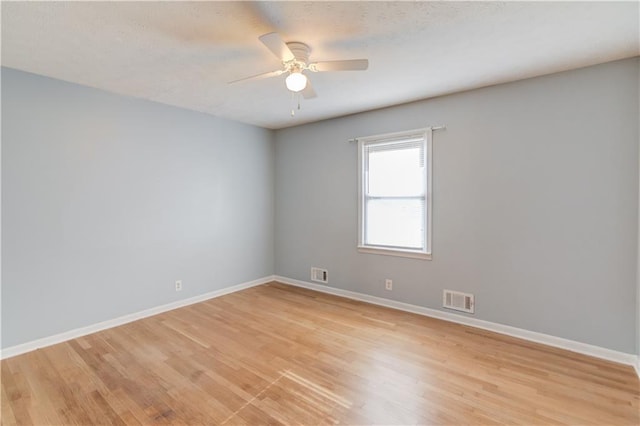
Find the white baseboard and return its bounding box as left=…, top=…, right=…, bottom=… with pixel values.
left=0, top=275, right=276, bottom=360
left=275, top=275, right=639, bottom=370
left=4, top=274, right=638, bottom=378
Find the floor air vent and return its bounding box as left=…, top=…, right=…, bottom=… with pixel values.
left=311, top=267, right=328, bottom=284
left=443, top=290, right=474, bottom=313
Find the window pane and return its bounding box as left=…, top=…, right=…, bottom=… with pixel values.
left=365, top=198, right=424, bottom=249
left=368, top=147, right=423, bottom=197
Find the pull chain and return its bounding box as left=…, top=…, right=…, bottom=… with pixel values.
left=290, top=92, right=302, bottom=117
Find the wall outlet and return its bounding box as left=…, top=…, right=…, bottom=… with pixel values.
left=385, top=279, right=393, bottom=291
left=175, top=280, right=183, bottom=292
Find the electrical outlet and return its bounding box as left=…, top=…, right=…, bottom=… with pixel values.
left=385, top=279, right=393, bottom=291
left=175, top=280, right=182, bottom=292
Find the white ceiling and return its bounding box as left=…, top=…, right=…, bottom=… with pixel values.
left=2, top=1, right=639, bottom=129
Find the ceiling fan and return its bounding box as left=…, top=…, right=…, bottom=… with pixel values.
left=229, top=32, right=369, bottom=100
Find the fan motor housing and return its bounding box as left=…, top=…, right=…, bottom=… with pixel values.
left=286, top=42, right=311, bottom=64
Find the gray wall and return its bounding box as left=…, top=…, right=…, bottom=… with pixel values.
left=275, top=58, right=640, bottom=354
left=3, top=59, right=639, bottom=356
left=2, top=68, right=275, bottom=348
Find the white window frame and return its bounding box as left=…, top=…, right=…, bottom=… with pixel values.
left=357, top=127, right=432, bottom=260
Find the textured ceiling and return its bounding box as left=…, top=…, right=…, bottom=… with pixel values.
left=2, top=1, right=639, bottom=129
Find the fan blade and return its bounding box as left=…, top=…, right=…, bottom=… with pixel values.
left=310, top=59, right=369, bottom=72
left=301, top=81, right=317, bottom=99
left=228, top=69, right=284, bottom=84
left=259, top=32, right=295, bottom=62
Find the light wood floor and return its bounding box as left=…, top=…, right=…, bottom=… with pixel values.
left=2, top=282, right=638, bottom=425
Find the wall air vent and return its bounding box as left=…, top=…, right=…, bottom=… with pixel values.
left=310, top=267, right=328, bottom=284
left=443, top=289, right=474, bottom=314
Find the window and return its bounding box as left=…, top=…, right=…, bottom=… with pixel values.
left=358, top=128, right=432, bottom=259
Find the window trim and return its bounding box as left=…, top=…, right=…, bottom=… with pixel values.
left=357, top=128, right=433, bottom=260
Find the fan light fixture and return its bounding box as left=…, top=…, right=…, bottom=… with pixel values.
left=228, top=32, right=369, bottom=114
left=285, top=71, right=307, bottom=92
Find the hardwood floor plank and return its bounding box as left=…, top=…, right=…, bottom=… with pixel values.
left=1, top=367, right=20, bottom=425
left=2, top=282, right=638, bottom=425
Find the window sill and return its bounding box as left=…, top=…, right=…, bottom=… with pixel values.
left=357, top=246, right=432, bottom=260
